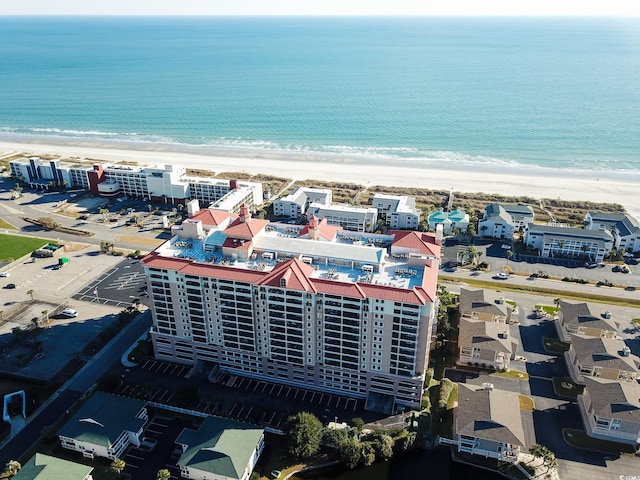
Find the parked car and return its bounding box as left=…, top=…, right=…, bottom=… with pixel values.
left=61, top=308, right=78, bottom=318
left=4, top=283, right=16, bottom=289
left=0, top=272, right=9, bottom=277
left=612, top=265, right=622, bottom=272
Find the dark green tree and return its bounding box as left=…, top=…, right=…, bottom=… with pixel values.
left=360, top=443, right=376, bottom=466
left=372, top=433, right=394, bottom=461
left=286, top=412, right=323, bottom=459
left=339, top=439, right=362, bottom=469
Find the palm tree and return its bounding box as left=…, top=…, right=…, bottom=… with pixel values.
left=110, top=458, right=126, bottom=479
left=505, top=249, right=513, bottom=268
left=466, top=245, right=478, bottom=265
left=4, top=460, right=21, bottom=475
left=99, top=208, right=110, bottom=222
left=27, top=289, right=35, bottom=301
left=41, top=309, right=49, bottom=324
left=156, top=469, right=171, bottom=480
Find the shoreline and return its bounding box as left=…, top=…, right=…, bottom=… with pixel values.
left=1, top=135, right=639, bottom=220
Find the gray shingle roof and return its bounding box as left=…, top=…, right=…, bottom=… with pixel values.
left=569, top=333, right=639, bottom=373
left=456, top=384, right=527, bottom=447
left=581, top=377, right=640, bottom=422
left=587, top=212, right=640, bottom=237
left=559, top=300, right=619, bottom=332
left=459, top=288, right=511, bottom=318
left=459, top=318, right=515, bottom=354
left=176, top=416, right=264, bottom=479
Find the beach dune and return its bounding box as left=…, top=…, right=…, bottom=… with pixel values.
left=1, top=137, right=638, bottom=220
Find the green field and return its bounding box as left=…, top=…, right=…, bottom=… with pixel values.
left=0, top=233, right=50, bottom=261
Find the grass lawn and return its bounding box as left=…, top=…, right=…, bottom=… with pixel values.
left=518, top=395, right=535, bottom=412
left=543, top=337, right=571, bottom=354
left=493, top=369, right=529, bottom=380
left=632, top=318, right=640, bottom=325
left=563, top=428, right=636, bottom=454
left=552, top=377, right=584, bottom=399
left=535, top=304, right=559, bottom=315
left=447, top=383, right=458, bottom=409
left=0, top=233, right=50, bottom=261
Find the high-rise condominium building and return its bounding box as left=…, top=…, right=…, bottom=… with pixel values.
left=142, top=204, right=441, bottom=411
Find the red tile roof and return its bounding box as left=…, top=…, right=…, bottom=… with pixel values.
left=258, top=258, right=316, bottom=292
left=190, top=208, right=238, bottom=227
left=389, top=230, right=441, bottom=257
left=298, top=218, right=341, bottom=241
left=224, top=217, right=269, bottom=239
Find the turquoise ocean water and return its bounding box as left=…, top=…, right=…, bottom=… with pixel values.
left=0, top=16, right=639, bottom=174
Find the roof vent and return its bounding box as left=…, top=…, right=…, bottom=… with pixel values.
left=622, top=346, right=631, bottom=357
left=499, top=331, right=509, bottom=339
left=482, top=382, right=494, bottom=390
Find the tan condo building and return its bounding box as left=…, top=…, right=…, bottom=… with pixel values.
left=142, top=204, right=441, bottom=411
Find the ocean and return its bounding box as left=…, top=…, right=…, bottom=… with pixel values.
left=1, top=16, right=639, bottom=175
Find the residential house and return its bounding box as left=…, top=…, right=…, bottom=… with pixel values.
left=523, top=223, right=613, bottom=263
left=479, top=204, right=534, bottom=239
left=458, top=318, right=517, bottom=371
left=175, top=416, right=265, bottom=480
left=459, top=288, right=513, bottom=324
left=577, top=377, right=640, bottom=446
left=584, top=211, right=640, bottom=253
left=58, top=392, right=148, bottom=460
left=564, top=333, right=639, bottom=384
left=427, top=208, right=470, bottom=234
left=555, top=300, right=619, bottom=342
left=447, top=383, right=528, bottom=463
left=13, top=453, right=93, bottom=480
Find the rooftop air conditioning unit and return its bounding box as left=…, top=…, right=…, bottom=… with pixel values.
left=482, top=382, right=494, bottom=390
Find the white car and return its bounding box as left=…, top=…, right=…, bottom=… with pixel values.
left=493, top=273, right=510, bottom=280
left=61, top=308, right=78, bottom=318
left=0, top=272, right=9, bottom=277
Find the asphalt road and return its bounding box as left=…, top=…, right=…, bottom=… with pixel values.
left=0, top=311, right=152, bottom=466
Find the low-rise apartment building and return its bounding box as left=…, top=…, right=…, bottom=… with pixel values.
left=523, top=223, right=613, bottom=263
left=555, top=300, right=619, bottom=342
left=273, top=187, right=332, bottom=218
left=445, top=383, right=528, bottom=463
left=372, top=194, right=421, bottom=230
left=458, top=319, right=516, bottom=370
left=584, top=211, right=640, bottom=253
left=307, top=202, right=378, bottom=232
left=564, top=333, right=639, bottom=384
left=142, top=204, right=441, bottom=411
left=175, top=417, right=265, bottom=480
left=577, top=377, right=640, bottom=446
left=57, top=392, right=148, bottom=460
left=13, top=453, right=94, bottom=480
left=479, top=203, right=534, bottom=239
left=459, top=288, right=513, bottom=324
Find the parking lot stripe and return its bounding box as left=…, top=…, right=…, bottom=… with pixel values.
left=335, top=397, right=341, bottom=409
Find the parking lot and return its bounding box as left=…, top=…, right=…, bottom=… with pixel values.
left=124, top=414, right=187, bottom=480
left=75, top=259, right=149, bottom=307
left=115, top=357, right=374, bottom=433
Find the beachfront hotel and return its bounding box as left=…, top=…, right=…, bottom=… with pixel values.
left=8, top=157, right=263, bottom=210
left=142, top=202, right=441, bottom=411
left=523, top=224, right=613, bottom=263
left=307, top=202, right=379, bottom=232
left=372, top=193, right=421, bottom=230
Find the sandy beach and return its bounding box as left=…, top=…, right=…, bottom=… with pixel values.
left=1, top=136, right=639, bottom=220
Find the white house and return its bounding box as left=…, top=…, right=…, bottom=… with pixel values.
left=584, top=211, right=640, bottom=253
left=307, top=202, right=378, bottom=232
left=523, top=223, right=614, bottom=263
left=175, top=416, right=265, bottom=480
left=57, top=392, right=148, bottom=460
